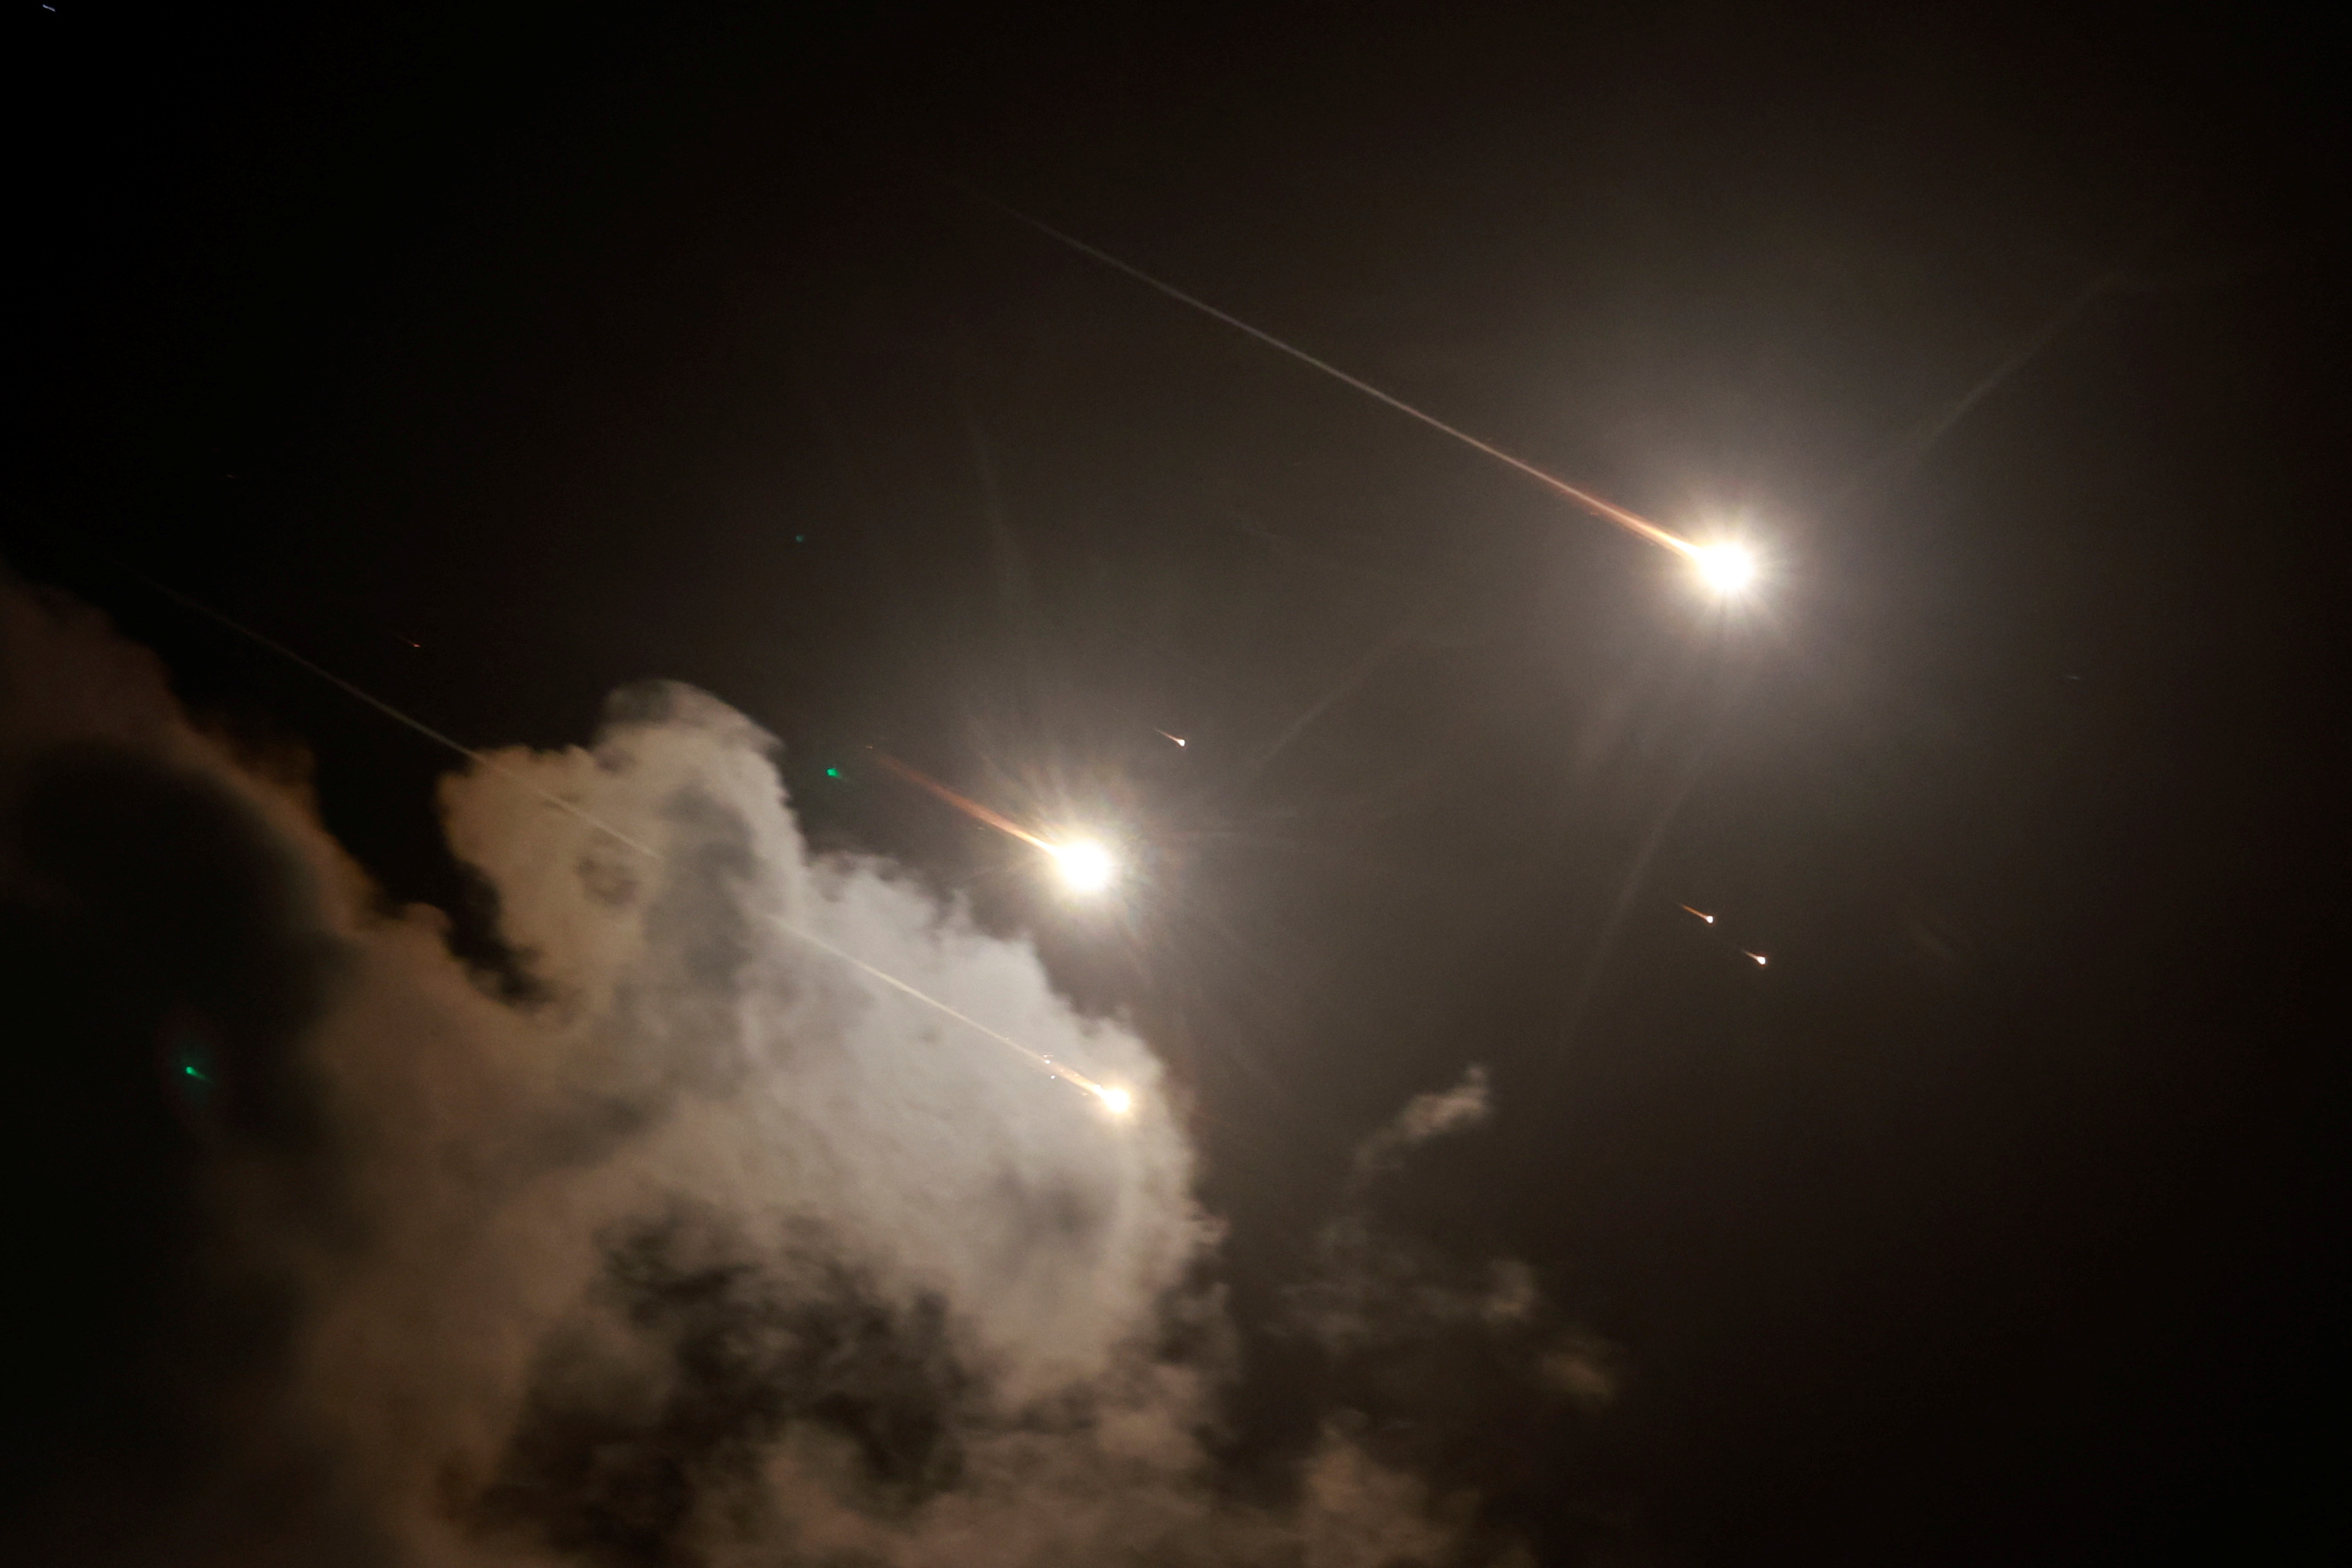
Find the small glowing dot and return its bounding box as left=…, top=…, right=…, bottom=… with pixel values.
left=825, top=766, right=841, bottom=779
left=1050, top=839, right=1117, bottom=894
left=1098, top=1087, right=1135, bottom=1116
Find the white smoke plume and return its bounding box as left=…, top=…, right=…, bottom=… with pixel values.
left=1350, top=1066, right=1492, bottom=1187
left=0, top=579, right=1547, bottom=1567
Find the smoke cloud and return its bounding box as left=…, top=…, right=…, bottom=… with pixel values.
left=1349, top=1066, right=1492, bottom=1188
left=0, top=579, right=1594, bottom=1566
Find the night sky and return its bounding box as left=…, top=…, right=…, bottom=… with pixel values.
left=5, top=4, right=2345, bottom=1565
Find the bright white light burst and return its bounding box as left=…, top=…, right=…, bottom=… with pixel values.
left=1050, top=839, right=1117, bottom=894
left=1098, top=1086, right=1135, bottom=1116
left=1693, top=541, right=1758, bottom=595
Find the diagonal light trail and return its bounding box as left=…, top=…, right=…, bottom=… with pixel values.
left=962, top=186, right=1696, bottom=556
left=869, top=748, right=1056, bottom=851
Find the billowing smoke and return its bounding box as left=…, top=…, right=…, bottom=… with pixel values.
left=0, top=579, right=1592, bottom=1567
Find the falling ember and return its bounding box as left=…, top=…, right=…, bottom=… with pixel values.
left=1743, top=951, right=1769, bottom=966
left=1680, top=904, right=1717, bottom=924
left=1155, top=729, right=1187, bottom=748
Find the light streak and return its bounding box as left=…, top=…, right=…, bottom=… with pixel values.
left=965, top=188, right=1697, bottom=558
left=134, top=578, right=1127, bottom=1110
left=1155, top=729, right=1187, bottom=748
left=1742, top=951, right=1769, bottom=966
left=138, top=576, right=666, bottom=859
left=779, top=920, right=1130, bottom=1112
left=870, top=750, right=1056, bottom=851
left=1680, top=905, right=1716, bottom=924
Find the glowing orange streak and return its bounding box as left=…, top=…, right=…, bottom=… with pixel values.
left=870, top=750, right=1057, bottom=853
left=971, top=189, right=1697, bottom=556
left=1680, top=905, right=1716, bottom=924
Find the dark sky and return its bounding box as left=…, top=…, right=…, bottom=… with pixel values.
left=6, top=3, right=2346, bottom=1563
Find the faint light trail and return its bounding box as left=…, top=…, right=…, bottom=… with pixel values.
left=1680, top=904, right=1717, bottom=924
left=136, top=576, right=665, bottom=858
left=963, top=186, right=1698, bottom=558
left=1155, top=728, right=1187, bottom=748
left=1742, top=951, right=1769, bottom=966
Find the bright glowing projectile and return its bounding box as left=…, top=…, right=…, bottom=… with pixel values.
left=1049, top=838, right=1118, bottom=893
left=1155, top=728, right=1187, bottom=748
left=1691, top=541, right=1759, bottom=595
left=870, top=750, right=1120, bottom=894
left=1680, top=904, right=1717, bottom=924
left=1742, top=951, right=1769, bottom=966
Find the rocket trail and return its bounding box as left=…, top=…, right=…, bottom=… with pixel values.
left=140, top=575, right=666, bottom=859
left=779, top=921, right=1118, bottom=1102
left=869, top=749, right=1058, bottom=851
left=1680, top=904, right=1716, bottom=924
left=136, top=578, right=1124, bottom=1108
left=964, top=186, right=1696, bottom=557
